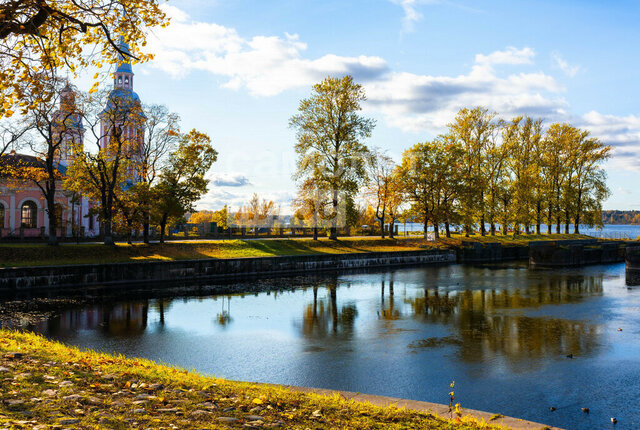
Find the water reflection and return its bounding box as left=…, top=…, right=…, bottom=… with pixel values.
left=34, top=302, right=149, bottom=337
left=6, top=264, right=638, bottom=430
left=19, top=269, right=606, bottom=366
left=300, top=284, right=358, bottom=339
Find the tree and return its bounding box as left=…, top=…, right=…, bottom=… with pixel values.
left=292, top=179, right=332, bottom=240
left=503, top=116, right=543, bottom=234
left=543, top=123, right=572, bottom=233
left=366, top=148, right=396, bottom=238
left=563, top=128, right=611, bottom=233
left=151, top=130, right=217, bottom=243
left=0, top=119, right=30, bottom=157
left=290, top=75, right=374, bottom=240
left=14, top=76, right=81, bottom=245
left=65, top=88, right=144, bottom=245
left=385, top=169, right=405, bottom=239
left=0, top=0, right=167, bottom=117
left=399, top=138, right=462, bottom=239
left=137, top=104, right=180, bottom=243
left=447, top=107, right=500, bottom=236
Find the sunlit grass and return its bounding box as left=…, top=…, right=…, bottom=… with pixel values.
left=0, top=234, right=598, bottom=268
left=0, top=330, right=506, bottom=429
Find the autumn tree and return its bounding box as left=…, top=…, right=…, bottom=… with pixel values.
left=366, top=148, right=396, bottom=238
left=151, top=130, right=217, bottom=243
left=14, top=76, right=82, bottom=245
left=562, top=127, right=611, bottom=233
left=399, top=138, right=462, bottom=239
left=503, top=116, right=543, bottom=234
left=447, top=107, right=500, bottom=236
left=292, top=179, right=332, bottom=240
left=65, top=88, right=144, bottom=245
left=0, top=0, right=167, bottom=118
left=543, top=123, right=572, bottom=233
left=133, top=104, right=180, bottom=242
left=290, top=75, right=374, bottom=240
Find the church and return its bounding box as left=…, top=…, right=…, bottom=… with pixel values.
left=0, top=39, right=145, bottom=239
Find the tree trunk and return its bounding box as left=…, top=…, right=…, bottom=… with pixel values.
left=159, top=213, right=168, bottom=244
left=330, top=189, right=338, bottom=240
left=480, top=191, right=486, bottom=236
left=433, top=221, right=439, bottom=239
left=379, top=217, right=385, bottom=239
left=46, top=191, right=58, bottom=246
left=445, top=222, right=451, bottom=238
left=564, top=212, right=570, bottom=234
left=313, top=227, right=318, bottom=241
left=143, top=217, right=150, bottom=244
left=490, top=223, right=496, bottom=236
left=556, top=216, right=561, bottom=234
left=103, top=220, right=114, bottom=246
left=574, top=190, right=582, bottom=234
left=423, top=215, right=429, bottom=239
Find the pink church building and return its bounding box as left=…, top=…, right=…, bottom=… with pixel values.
left=0, top=38, right=144, bottom=240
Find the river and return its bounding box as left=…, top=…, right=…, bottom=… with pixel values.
left=4, top=262, right=640, bottom=429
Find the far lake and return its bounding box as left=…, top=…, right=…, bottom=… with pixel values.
left=401, top=223, right=640, bottom=239
left=6, top=262, right=640, bottom=429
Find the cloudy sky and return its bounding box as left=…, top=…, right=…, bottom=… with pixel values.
left=117, top=0, right=640, bottom=211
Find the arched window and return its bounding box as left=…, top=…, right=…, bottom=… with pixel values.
left=0, top=205, right=4, bottom=228
left=124, top=77, right=129, bottom=86
left=21, top=201, right=37, bottom=228
left=118, top=76, right=123, bottom=85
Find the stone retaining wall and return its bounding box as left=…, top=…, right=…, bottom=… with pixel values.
left=0, top=250, right=456, bottom=292
left=626, top=245, right=640, bottom=285
left=529, top=240, right=628, bottom=267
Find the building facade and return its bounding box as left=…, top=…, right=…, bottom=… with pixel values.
left=0, top=38, right=144, bottom=239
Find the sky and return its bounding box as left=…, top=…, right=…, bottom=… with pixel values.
left=97, top=0, right=640, bottom=212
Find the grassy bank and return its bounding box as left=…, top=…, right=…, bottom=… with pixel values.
left=0, top=234, right=595, bottom=268
left=0, top=330, right=503, bottom=429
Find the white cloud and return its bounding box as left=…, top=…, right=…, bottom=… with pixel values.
left=150, top=5, right=640, bottom=169
left=475, top=46, right=535, bottom=67
left=579, top=111, right=640, bottom=170
left=209, top=173, right=251, bottom=187
left=363, top=48, right=566, bottom=132
left=552, top=52, right=580, bottom=77
left=390, top=0, right=426, bottom=32
left=149, top=5, right=388, bottom=96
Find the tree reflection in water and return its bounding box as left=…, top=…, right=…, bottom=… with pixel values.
left=300, top=279, right=358, bottom=339
left=35, top=301, right=150, bottom=337
left=405, top=272, right=604, bottom=365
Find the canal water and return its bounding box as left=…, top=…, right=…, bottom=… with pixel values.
left=6, top=262, right=640, bottom=429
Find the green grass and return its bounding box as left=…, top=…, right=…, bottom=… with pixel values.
left=0, top=234, right=599, bottom=268
left=0, top=330, right=504, bottom=429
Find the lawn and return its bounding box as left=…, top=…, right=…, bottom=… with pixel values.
left=0, top=233, right=596, bottom=268
left=0, top=330, right=508, bottom=429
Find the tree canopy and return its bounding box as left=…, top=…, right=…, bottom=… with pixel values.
left=0, top=0, right=168, bottom=117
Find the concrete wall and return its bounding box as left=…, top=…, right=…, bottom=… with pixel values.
left=626, top=245, right=640, bottom=286
left=457, top=242, right=529, bottom=263
left=0, top=250, right=456, bottom=292
left=530, top=240, right=626, bottom=267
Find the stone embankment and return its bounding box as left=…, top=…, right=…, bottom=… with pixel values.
left=0, top=249, right=456, bottom=292
left=529, top=239, right=632, bottom=267
left=626, top=244, right=640, bottom=285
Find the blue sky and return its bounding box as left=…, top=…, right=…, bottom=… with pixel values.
left=114, top=0, right=640, bottom=211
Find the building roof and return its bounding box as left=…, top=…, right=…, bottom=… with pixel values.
left=115, top=37, right=134, bottom=74
left=100, top=88, right=146, bottom=120
left=0, top=151, right=66, bottom=178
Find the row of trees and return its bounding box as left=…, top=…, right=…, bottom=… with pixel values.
left=290, top=76, right=611, bottom=239
left=3, top=75, right=217, bottom=245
